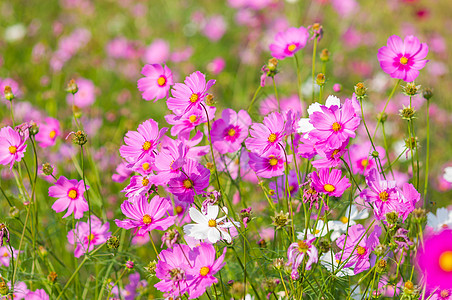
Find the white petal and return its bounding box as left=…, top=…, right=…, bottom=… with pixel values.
left=307, top=102, right=322, bottom=115
left=297, top=118, right=314, bottom=133
left=189, top=207, right=208, bottom=224
left=325, top=95, right=341, bottom=108
left=207, top=228, right=221, bottom=243
left=205, top=205, right=219, bottom=220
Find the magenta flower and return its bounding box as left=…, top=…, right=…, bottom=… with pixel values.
left=167, top=71, right=216, bottom=116
left=245, top=111, right=291, bottom=155
left=165, top=106, right=215, bottom=137
left=335, top=224, right=381, bottom=274
left=0, top=126, right=27, bottom=169
left=211, top=109, right=252, bottom=154
left=377, top=35, right=429, bottom=82
left=154, top=138, right=187, bottom=185
left=311, top=168, right=351, bottom=197
left=269, top=26, right=310, bottom=60
left=137, top=64, right=173, bottom=102
left=346, top=142, right=386, bottom=176
left=119, top=119, right=168, bottom=164
left=67, top=216, right=111, bottom=258
left=112, top=162, right=133, bottom=183
left=309, top=98, right=360, bottom=149
left=417, top=230, right=452, bottom=290
left=0, top=246, right=17, bottom=267
left=248, top=148, right=286, bottom=179
left=48, top=176, right=89, bottom=219
left=311, top=139, right=348, bottom=169
left=187, top=243, right=226, bottom=299
left=269, top=170, right=300, bottom=200
left=35, top=117, right=60, bottom=148
left=168, top=159, right=211, bottom=203
left=66, top=78, right=96, bottom=108
left=26, top=289, right=49, bottom=300
left=115, top=195, right=175, bottom=235
left=287, top=235, right=318, bottom=278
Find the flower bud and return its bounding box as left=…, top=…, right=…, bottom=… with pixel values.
left=371, top=151, right=380, bottom=159
left=267, top=58, right=278, bottom=72
left=320, top=49, right=329, bottom=62
left=333, top=83, right=342, bottom=92
left=316, top=73, right=326, bottom=86
left=402, top=83, right=420, bottom=96
left=9, top=206, right=19, bottom=218
left=319, top=240, right=331, bottom=254
left=399, top=106, right=416, bottom=120
left=4, top=86, right=14, bottom=101
left=385, top=212, right=399, bottom=225
left=374, top=244, right=387, bottom=256
left=42, top=163, right=54, bottom=176
left=66, top=79, right=78, bottom=94
left=377, top=112, right=388, bottom=123
left=412, top=208, right=427, bottom=223
left=106, top=235, right=120, bottom=250
left=144, top=260, right=157, bottom=276
left=48, top=271, right=58, bottom=283
left=422, top=88, right=433, bottom=100
left=29, top=122, right=39, bottom=136
left=376, top=259, right=387, bottom=273
left=272, top=258, right=284, bottom=270
left=405, top=137, right=418, bottom=151
left=0, top=280, right=9, bottom=295
left=126, top=260, right=134, bottom=269
left=354, top=82, right=367, bottom=98
left=71, top=130, right=88, bottom=146
left=161, top=229, right=179, bottom=248
left=271, top=211, right=291, bottom=229
left=39, top=245, right=48, bottom=257
left=205, top=94, right=215, bottom=106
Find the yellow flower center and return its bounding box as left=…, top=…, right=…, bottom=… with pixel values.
left=268, top=133, right=277, bottom=143
left=142, top=141, right=152, bottom=151
left=399, top=56, right=408, bottom=65
left=439, top=251, right=452, bottom=272
left=142, top=162, right=150, bottom=171
left=287, top=44, right=297, bottom=52
left=361, top=159, right=369, bottom=168
left=189, top=115, right=197, bottom=123
left=228, top=128, right=236, bottom=137
left=356, top=246, right=366, bottom=255
left=49, top=130, right=56, bottom=139
left=340, top=216, right=348, bottom=224
left=332, top=122, right=341, bottom=132
left=268, top=189, right=275, bottom=196
left=331, top=149, right=340, bottom=158
left=142, top=178, right=149, bottom=186
left=183, top=179, right=193, bottom=189
left=2, top=252, right=8, bottom=257
left=142, top=214, right=153, bottom=224
left=298, top=240, right=309, bottom=252
left=68, top=189, right=77, bottom=199
left=189, top=93, right=199, bottom=103
left=441, top=290, right=450, bottom=298
left=8, top=146, right=17, bottom=154
left=269, top=156, right=278, bottom=166
left=379, top=191, right=389, bottom=201
left=315, top=229, right=320, bottom=234
left=324, top=184, right=336, bottom=192
left=88, top=234, right=95, bottom=241
left=208, top=219, right=217, bottom=227
left=157, top=76, right=166, bottom=86
left=200, top=266, right=210, bottom=276
left=175, top=206, right=183, bottom=214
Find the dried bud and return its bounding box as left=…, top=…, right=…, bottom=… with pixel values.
left=126, top=260, right=134, bottom=269
left=66, top=79, right=78, bottom=94
left=0, top=280, right=9, bottom=295
left=29, top=122, right=39, bottom=136
left=9, top=206, right=19, bottom=218
left=319, top=240, right=331, bottom=254
left=402, top=83, right=420, bottom=96
left=205, top=94, right=215, bottom=106
left=268, top=58, right=278, bottom=72
left=4, top=86, right=14, bottom=101
left=377, top=112, right=388, bottom=123
left=271, top=211, right=291, bottom=229
left=161, top=229, right=179, bottom=248
left=106, top=235, right=120, bottom=250
left=42, top=163, right=54, bottom=176
left=272, top=258, right=284, bottom=270
left=144, top=260, right=157, bottom=276
left=405, top=137, right=418, bottom=151
left=230, top=282, right=246, bottom=299
left=399, top=105, right=416, bottom=120
left=374, top=244, right=387, bottom=256
left=205, top=162, right=214, bottom=169
left=422, top=88, right=433, bottom=100
left=48, top=271, right=58, bottom=283
left=71, top=130, right=88, bottom=146
left=354, top=82, right=367, bottom=98
left=386, top=212, right=399, bottom=225
left=412, top=208, right=427, bottom=223
left=320, top=49, right=329, bottom=62
left=376, top=259, right=387, bottom=273
left=316, top=73, right=326, bottom=86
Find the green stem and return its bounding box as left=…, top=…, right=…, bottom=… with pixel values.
left=423, top=100, right=430, bottom=204
left=311, top=38, right=318, bottom=104
left=372, top=79, right=401, bottom=139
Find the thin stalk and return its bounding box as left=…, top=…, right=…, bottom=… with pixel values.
left=372, top=79, right=401, bottom=139
left=423, top=100, right=430, bottom=203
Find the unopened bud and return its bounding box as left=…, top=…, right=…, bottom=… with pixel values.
left=386, top=212, right=399, bottom=225
left=205, top=94, right=215, bottom=106
left=402, top=83, right=420, bottom=96
left=422, top=88, right=433, bottom=100
left=144, top=260, right=157, bottom=276
left=48, top=271, right=58, bottom=283
left=42, top=163, right=54, bottom=176
left=106, top=235, right=120, bottom=250
left=354, top=82, right=367, bottom=98
left=268, top=58, right=278, bottom=71
left=66, top=79, right=78, bottom=94
left=71, top=130, right=87, bottom=146
left=316, top=73, right=326, bottom=86
left=4, top=86, right=14, bottom=101
left=320, top=49, right=330, bottom=62
left=399, top=106, right=416, bottom=120
left=376, top=259, right=387, bottom=273
left=377, top=112, right=388, bottom=123
left=371, top=151, right=379, bottom=158
left=126, top=260, right=134, bottom=269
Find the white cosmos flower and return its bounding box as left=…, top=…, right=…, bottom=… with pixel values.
left=297, top=95, right=341, bottom=134
left=297, top=219, right=328, bottom=239
left=443, top=167, right=452, bottom=183
left=320, top=250, right=354, bottom=277
left=328, top=205, right=369, bottom=241
left=183, top=205, right=239, bottom=244
left=427, top=207, right=452, bottom=232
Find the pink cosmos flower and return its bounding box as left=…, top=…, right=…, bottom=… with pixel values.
left=143, top=39, right=170, bottom=64
left=167, top=71, right=216, bottom=116
left=112, top=162, right=133, bottom=183
left=26, top=289, right=49, bottom=300
left=377, top=35, right=429, bottom=82
left=130, top=155, right=154, bottom=176
left=0, top=126, right=27, bottom=169
left=245, top=111, right=292, bottom=155
left=187, top=243, right=226, bottom=299
left=249, top=148, right=286, bottom=179
left=346, top=142, right=386, bottom=175
left=66, top=78, right=96, bottom=108
left=137, top=64, right=173, bottom=102
left=154, top=138, right=188, bottom=185
left=269, top=26, right=310, bottom=60
left=335, top=224, right=381, bottom=274
left=35, top=117, right=60, bottom=148
left=287, top=235, right=318, bottom=278
left=428, top=289, right=452, bottom=300
left=168, top=159, right=210, bottom=203
left=311, top=139, right=348, bottom=169
left=5, top=281, right=28, bottom=300
left=48, top=176, right=89, bottom=219
left=0, top=246, right=17, bottom=267
left=207, top=57, right=226, bottom=75
left=122, top=175, right=155, bottom=199
left=119, top=119, right=168, bottom=164
left=211, top=109, right=252, bottom=154
left=165, top=106, right=216, bottom=137
left=115, top=195, right=175, bottom=235
left=417, top=230, right=452, bottom=289
left=311, top=168, right=351, bottom=198
left=202, top=15, right=227, bottom=42
left=269, top=170, right=300, bottom=200
left=67, top=216, right=111, bottom=258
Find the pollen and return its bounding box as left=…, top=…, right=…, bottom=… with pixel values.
left=183, top=179, right=193, bottom=189
left=142, top=214, right=153, bottom=224
left=399, top=56, right=408, bottom=65
left=439, top=251, right=452, bottom=272
left=175, top=206, right=183, bottom=214
left=287, top=44, right=297, bottom=52
left=441, top=290, right=450, bottom=298
left=298, top=240, right=309, bottom=252
left=227, top=128, right=236, bottom=137
left=268, top=133, right=277, bottom=143
left=189, top=93, right=199, bottom=103
left=324, top=184, right=336, bottom=192
left=356, top=246, right=366, bottom=255
left=142, top=162, right=150, bottom=171
left=189, top=115, right=197, bottom=123
left=361, top=159, right=369, bottom=168
left=68, top=189, right=78, bottom=199
left=157, top=76, right=166, bottom=86
left=208, top=219, right=217, bottom=227
left=200, top=266, right=210, bottom=276
left=340, top=216, right=348, bottom=224
left=142, top=141, right=152, bottom=151
left=379, top=191, right=389, bottom=201
left=88, top=234, right=95, bottom=241
left=331, top=149, right=340, bottom=158
left=269, top=156, right=278, bottom=166
left=142, top=178, right=150, bottom=186
left=8, top=146, right=17, bottom=154
left=49, top=130, right=56, bottom=139
left=332, top=122, right=341, bottom=132
left=2, top=252, right=8, bottom=257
